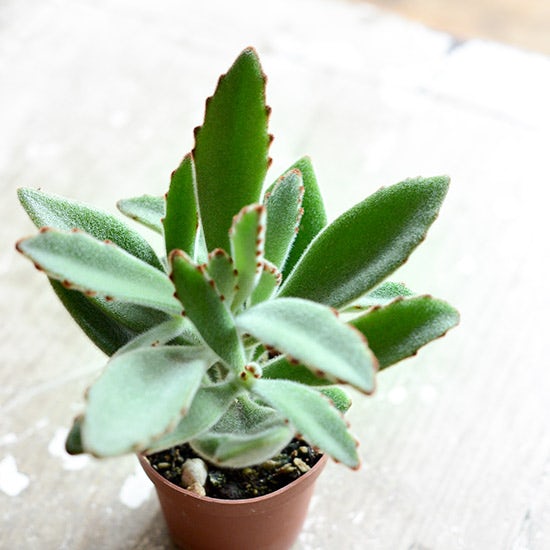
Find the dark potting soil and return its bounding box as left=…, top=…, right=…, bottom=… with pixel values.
left=147, top=438, right=322, bottom=499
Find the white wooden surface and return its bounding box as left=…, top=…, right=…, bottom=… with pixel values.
left=1, top=0, right=549, bottom=548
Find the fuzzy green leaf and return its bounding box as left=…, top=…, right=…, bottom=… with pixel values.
left=91, top=299, right=170, bottom=334
left=229, top=204, right=266, bottom=310
left=190, top=395, right=292, bottom=468
left=191, top=424, right=292, bottom=469
left=193, top=48, right=270, bottom=252
left=280, top=176, right=450, bottom=308
left=19, top=188, right=166, bottom=352
left=17, top=229, right=182, bottom=315
left=263, top=169, right=303, bottom=270
left=146, top=382, right=242, bottom=454
left=82, top=346, right=208, bottom=456
left=163, top=154, right=198, bottom=257
left=116, top=195, right=165, bottom=234
left=352, top=295, right=460, bottom=369
left=344, top=281, right=415, bottom=312
left=206, top=249, right=237, bottom=304
left=18, top=187, right=163, bottom=270
left=236, top=297, right=377, bottom=393
left=318, top=387, right=352, bottom=413
left=252, top=379, right=359, bottom=468
left=170, top=250, right=245, bottom=371
left=50, top=280, right=136, bottom=356
left=281, top=157, right=327, bottom=280
left=113, top=317, right=196, bottom=356
left=249, top=260, right=282, bottom=305
left=262, top=355, right=333, bottom=386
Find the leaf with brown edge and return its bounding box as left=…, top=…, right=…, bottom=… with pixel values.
left=189, top=394, right=293, bottom=468
left=351, top=295, right=459, bottom=369
left=229, top=203, right=266, bottom=311
left=249, top=260, right=282, bottom=305
left=236, top=297, right=377, bottom=393
left=17, top=229, right=182, bottom=315
left=145, top=380, right=242, bottom=454
left=18, top=187, right=164, bottom=271
left=252, top=378, right=360, bottom=468
left=263, top=168, right=304, bottom=271
left=280, top=176, right=450, bottom=308
left=117, top=195, right=165, bottom=234
left=82, top=345, right=209, bottom=457
left=193, top=47, right=271, bottom=252
left=206, top=248, right=237, bottom=305
left=163, top=154, right=198, bottom=257
left=261, top=355, right=333, bottom=387
left=170, top=250, right=245, bottom=371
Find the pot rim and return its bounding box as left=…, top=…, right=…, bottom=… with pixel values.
left=138, top=451, right=328, bottom=506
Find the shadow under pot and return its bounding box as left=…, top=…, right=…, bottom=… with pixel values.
left=138, top=453, right=328, bottom=550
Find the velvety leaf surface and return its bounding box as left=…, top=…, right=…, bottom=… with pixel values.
left=50, top=280, right=136, bottom=356
left=318, top=386, right=352, bottom=413
left=280, top=157, right=327, bottom=279
left=190, top=395, right=292, bottom=468
left=262, top=355, right=333, bottom=387
left=82, top=346, right=208, bottom=456
left=91, top=300, right=170, bottom=334
left=280, top=176, right=450, bottom=308
left=116, top=195, right=165, bottom=234
left=163, top=154, right=198, bottom=257
left=18, top=187, right=163, bottom=270
left=191, top=424, right=292, bottom=468
left=207, top=249, right=237, bottom=304
left=17, top=229, right=181, bottom=314
left=236, top=297, right=377, bottom=393
left=113, top=317, right=194, bottom=356
left=351, top=295, right=460, bottom=369
left=193, top=48, right=270, bottom=252
left=263, top=169, right=303, bottom=270
left=170, top=250, right=245, bottom=371
left=229, top=204, right=266, bottom=310
left=145, top=381, right=242, bottom=453
left=249, top=260, right=282, bottom=305
left=344, top=281, right=415, bottom=312
left=252, top=379, right=360, bottom=468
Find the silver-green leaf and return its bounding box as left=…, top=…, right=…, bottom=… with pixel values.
left=252, top=379, right=360, bottom=468
left=145, top=381, right=242, bottom=454
left=117, top=195, right=165, bottom=234
left=82, top=346, right=208, bottom=456
left=17, top=229, right=181, bottom=315
left=236, top=297, right=377, bottom=393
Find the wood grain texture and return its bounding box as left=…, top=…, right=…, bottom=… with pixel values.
left=1, top=0, right=549, bottom=548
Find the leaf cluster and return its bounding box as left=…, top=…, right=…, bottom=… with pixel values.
left=16, top=48, right=459, bottom=469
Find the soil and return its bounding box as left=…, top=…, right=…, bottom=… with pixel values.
left=147, top=438, right=322, bottom=499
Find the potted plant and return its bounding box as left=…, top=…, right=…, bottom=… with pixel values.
left=16, top=47, right=459, bottom=550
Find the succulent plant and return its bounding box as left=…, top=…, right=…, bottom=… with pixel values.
left=16, top=48, right=458, bottom=470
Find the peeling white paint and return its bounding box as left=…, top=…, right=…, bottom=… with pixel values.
left=119, top=461, right=153, bottom=509
left=0, top=455, right=30, bottom=496
left=387, top=386, right=408, bottom=404
left=48, top=427, right=90, bottom=471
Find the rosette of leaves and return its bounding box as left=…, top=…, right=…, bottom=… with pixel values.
left=16, top=48, right=459, bottom=469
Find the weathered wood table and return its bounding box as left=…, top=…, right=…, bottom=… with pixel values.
left=2, top=0, right=549, bottom=548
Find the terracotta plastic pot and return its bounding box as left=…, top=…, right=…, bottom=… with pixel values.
left=138, top=453, right=328, bottom=550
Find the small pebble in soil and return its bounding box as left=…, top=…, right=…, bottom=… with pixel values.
left=147, top=438, right=322, bottom=499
